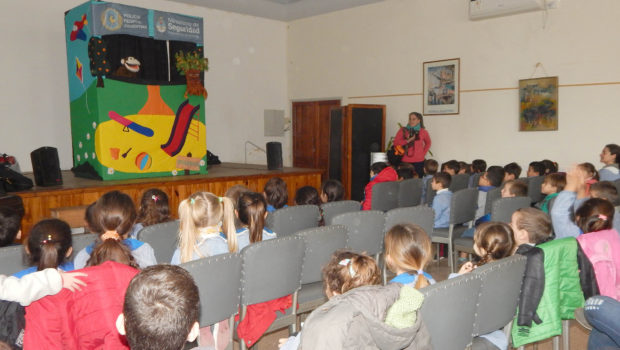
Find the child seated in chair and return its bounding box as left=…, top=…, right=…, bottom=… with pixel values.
left=537, top=173, right=566, bottom=213
left=361, top=162, right=397, bottom=211
left=421, top=159, right=438, bottom=204
left=503, top=162, right=522, bottom=182
left=431, top=172, right=452, bottom=229
left=501, top=180, right=528, bottom=198
left=475, top=166, right=505, bottom=222
left=0, top=207, right=21, bottom=247
left=527, top=161, right=545, bottom=177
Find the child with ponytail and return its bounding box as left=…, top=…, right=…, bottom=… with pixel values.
left=236, top=192, right=276, bottom=251
left=171, top=191, right=236, bottom=264
left=384, top=223, right=435, bottom=289
left=14, top=218, right=74, bottom=277
left=74, top=190, right=157, bottom=269
left=129, top=188, right=172, bottom=239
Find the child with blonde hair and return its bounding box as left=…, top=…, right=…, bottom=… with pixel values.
left=171, top=191, right=236, bottom=264
left=384, top=223, right=435, bottom=289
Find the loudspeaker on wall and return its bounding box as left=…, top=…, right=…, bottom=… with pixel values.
left=30, top=147, right=63, bottom=187
left=266, top=142, right=283, bottom=170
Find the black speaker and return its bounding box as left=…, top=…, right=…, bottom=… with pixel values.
left=30, top=147, right=63, bottom=187
left=266, top=142, right=283, bottom=170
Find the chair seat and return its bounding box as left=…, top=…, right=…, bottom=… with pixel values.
left=297, top=281, right=327, bottom=315
left=431, top=225, right=468, bottom=243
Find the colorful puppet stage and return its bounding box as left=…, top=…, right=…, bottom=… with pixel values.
left=65, top=1, right=208, bottom=180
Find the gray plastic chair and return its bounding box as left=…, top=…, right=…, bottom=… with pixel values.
left=331, top=210, right=386, bottom=257
left=70, top=233, right=96, bottom=261
left=483, top=187, right=502, bottom=215
left=472, top=255, right=527, bottom=337
left=180, top=252, right=242, bottom=350
left=265, top=205, right=319, bottom=237
left=423, top=179, right=436, bottom=205
left=449, top=173, right=470, bottom=192
left=398, top=178, right=423, bottom=208
left=137, top=220, right=180, bottom=263
left=490, top=197, right=531, bottom=223
left=385, top=205, right=434, bottom=237
left=469, top=173, right=483, bottom=188
left=614, top=179, right=620, bottom=205
left=526, top=176, right=545, bottom=204
left=295, top=225, right=348, bottom=315
left=321, top=200, right=360, bottom=226
left=238, top=236, right=305, bottom=349
left=431, top=188, right=478, bottom=272
left=0, top=245, right=28, bottom=275
left=420, top=273, right=482, bottom=350
left=371, top=181, right=400, bottom=212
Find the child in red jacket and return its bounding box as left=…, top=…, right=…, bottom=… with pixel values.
left=361, top=162, right=398, bottom=210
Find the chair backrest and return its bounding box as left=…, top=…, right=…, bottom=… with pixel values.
left=265, top=205, right=319, bottom=237
left=450, top=188, right=479, bottom=225
left=469, top=173, right=482, bottom=188
left=296, top=225, right=348, bottom=284
left=0, top=245, right=28, bottom=275
left=423, top=179, right=436, bottom=205
left=613, top=179, right=620, bottom=205
left=331, top=211, right=386, bottom=256
left=490, top=196, right=531, bottom=223
left=385, top=205, right=434, bottom=237
left=547, top=195, right=558, bottom=213
left=483, top=187, right=502, bottom=215
left=527, top=176, right=545, bottom=203
left=180, top=253, right=242, bottom=326
left=137, top=220, right=180, bottom=263
left=321, top=201, right=360, bottom=226
left=449, top=173, right=470, bottom=192
left=371, top=181, right=400, bottom=212
left=240, top=236, right=305, bottom=306
left=398, top=178, right=423, bottom=208
left=70, top=233, right=97, bottom=260
left=420, top=274, right=482, bottom=350
left=472, top=254, right=527, bottom=335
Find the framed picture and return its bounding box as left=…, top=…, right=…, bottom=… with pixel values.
left=518, top=76, right=558, bottom=131
left=423, top=58, right=460, bottom=115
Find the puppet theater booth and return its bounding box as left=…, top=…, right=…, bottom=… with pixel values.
left=65, top=1, right=208, bottom=181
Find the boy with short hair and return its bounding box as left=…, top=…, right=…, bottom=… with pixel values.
left=475, top=166, right=505, bottom=220
left=501, top=180, right=528, bottom=198
left=361, top=162, right=398, bottom=210
left=421, top=159, right=438, bottom=204
left=527, top=161, right=545, bottom=177
left=0, top=207, right=21, bottom=247
left=504, top=162, right=522, bottom=182
left=117, top=265, right=200, bottom=350
left=538, top=173, right=566, bottom=213
left=431, top=172, right=452, bottom=228
left=441, top=160, right=460, bottom=176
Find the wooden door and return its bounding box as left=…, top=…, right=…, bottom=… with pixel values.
left=292, top=100, right=340, bottom=170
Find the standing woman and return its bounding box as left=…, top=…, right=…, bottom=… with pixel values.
left=599, top=144, right=620, bottom=181
left=394, top=112, right=431, bottom=178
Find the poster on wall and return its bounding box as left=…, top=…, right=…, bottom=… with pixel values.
left=423, top=58, right=460, bottom=115
left=518, top=77, right=558, bottom=131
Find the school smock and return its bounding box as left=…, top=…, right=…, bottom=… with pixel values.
left=235, top=227, right=277, bottom=251
left=432, top=188, right=452, bottom=228
left=13, top=261, right=74, bottom=278
left=73, top=238, right=157, bottom=269
left=390, top=271, right=436, bottom=286
left=170, top=230, right=229, bottom=264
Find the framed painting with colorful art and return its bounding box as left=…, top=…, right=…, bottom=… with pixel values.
left=519, top=77, right=558, bottom=131
left=423, top=58, right=460, bottom=115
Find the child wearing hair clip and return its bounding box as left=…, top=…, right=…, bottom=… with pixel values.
left=14, top=219, right=75, bottom=277
left=279, top=250, right=432, bottom=349
left=128, top=188, right=172, bottom=239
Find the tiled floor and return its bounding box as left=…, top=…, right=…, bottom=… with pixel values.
left=234, top=258, right=590, bottom=350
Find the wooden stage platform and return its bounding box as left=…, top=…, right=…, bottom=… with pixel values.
left=14, top=163, right=323, bottom=236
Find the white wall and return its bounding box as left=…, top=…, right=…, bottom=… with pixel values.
left=0, top=0, right=289, bottom=172
left=287, top=0, right=620, bottom=171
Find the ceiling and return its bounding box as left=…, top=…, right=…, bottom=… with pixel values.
left=165, top=0, right=385, bottom=22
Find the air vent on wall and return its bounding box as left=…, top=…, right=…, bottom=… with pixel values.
left=469, top=0, right=546, bottom=20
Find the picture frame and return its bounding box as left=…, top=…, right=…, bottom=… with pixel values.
left=518, top=76, right=558, bottom=131
left=423, top=58, right=460, bottom=115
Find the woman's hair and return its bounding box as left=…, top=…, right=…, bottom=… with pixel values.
left=321, top=179, right=345, bottom=202
left=575, top=198, right=615, bottom=233
left=322, top=250, right=381, bottom=296
left=513, top=208, right=553, bottom=244
left=605, top=144, right=620, bottom=165
left=27, top=218, right=72, bottom=271
left=178, top=192, right=236, bottom=263
left=263, top=177, right=288, bottom=209
left=409, top=111, right=425, bottom=128
left=87, top=238, right=139, bottom=268
left=136, top=188, right=171, bottom=227
left=294, top=186, right=321, bottom=206
left=384, top=223, right=432, bottom=289
left=86, top=191, right=139, bottom=268
left=579, top=162, right=599, bottom=180
left=473, top=222, right=514, bottom=266
left=237, top=192, right=267, bottom=244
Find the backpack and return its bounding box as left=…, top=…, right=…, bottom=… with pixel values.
left=0, top=300, right=25, bottom=349
left=0, top=166, right=33, bottom=194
